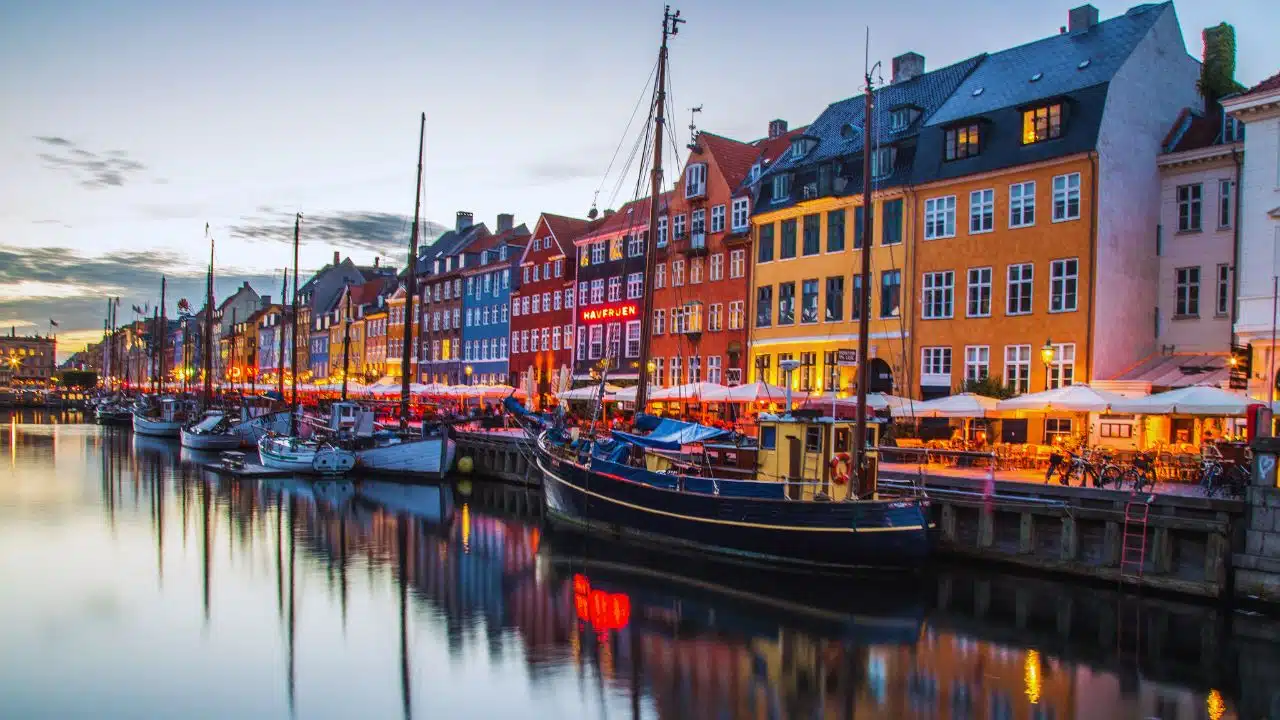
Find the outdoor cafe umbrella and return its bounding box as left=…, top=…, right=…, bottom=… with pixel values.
left=558, top=384, right=620, bottom=401
left=1110, top=385, right=1253, bottom=416
left=912, top=392, right=1004, bottom=418
left=722, top=381, right=790, bottom=403
left=649, top=382, right=731, bottom=402
left=996, top=383, right=1127, bottom=413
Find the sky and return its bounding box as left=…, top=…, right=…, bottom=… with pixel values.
left=1, top=0, right=1277, bottom=360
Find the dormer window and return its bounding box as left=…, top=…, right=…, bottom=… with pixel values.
left=944, top=123, right=981, bottom=161
left=748, top=163, right=762, bottom=183
left=888, top=108, right=914, bottom=132
left=685, top=162, right=707, bottom=199
left=772, top=173, right=792, bottom=202
left=870, top=148, right=895, bottom=179
left=789, top=138, right=815, bottom=160
left=1022, top=103, right=1063, bottom=145
left=1222, top=109, right=1244, bottom=143
left=531, top=238, right=540, bottom=251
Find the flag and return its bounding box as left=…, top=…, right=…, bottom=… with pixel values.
left=49, top=319, right=58, bottom=327
left=131, top=304, right=143, bottom=315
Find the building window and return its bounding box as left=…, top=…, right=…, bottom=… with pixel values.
left=1175, top=266, right=1200, bottom=316
left=1009, top=181, right=1036, bottom=228
left=802, top=214, right=820, bottom=256
left=964, top=345, right=990, bottom=382
left=1219, top=180, right=1234, bottom=228
left=729, top=249, right=745, bottom=279
left=710, top=204, right=725, bottom=233
left=825, top=209, right=845, bottom=252
left=853, top=206, right=866, bottom=249
left=591, top=242, right=606, bottom=264
left=688, top=355, right=702, bottom=383
left=530, top=295, right=540, bottom=314
left=588, top=325, right=603, bottom=359
left=825, top=276, right=845, bottom=322
left=627, top=272, right=643, bottom=299
left=1045, top=417, right=1073, bottom=443
left=608, top=236, right=623, bottom=261
left=969, top=189, right=994, bottom=234
left=778, top=282, right=796, bottom=325
left=709, top=303, right=723, bottom=332
left=882, top=198, right=903, bottom=246
left=710, top=253, right=723, bottom=281
left=731, top=198, right=750, bottom=231
left=921, top=347, right=952, bottom=384
left=757, top=223, right=774, bottom=263
left=922, top=271, right=954, bottom=320
left=551, top=326, right=561, bottom=351
left=673, top=214, right=686, bottom=239
left=605, top=323, right=620, bottom=358
left=654, top=264, right=665, bottom=289
left=576, top=329, right=585, bottom=361
left=672, top=259, right=685, bottom=286
left=590, top=279, right=604, bottom=304
left=756, top=287, right=772, bottom=327
left=605, top=276, right=621, bottom=302
left=870, top=147, right=894, bottom=178
left=801, top=279, right=819, bottom=324
left=691, top=208, right=705, bottom=234
left=772, top=173, right=791, bottom=202
left=577, top=282, right=588, bottom=306
left=850, top=275, right=864, bottom=320
left=651, top=357, right=664, bottom=387
left=669, top=356, right=681, bottom=386
left=707, top=355, right=722, bottom=384
left=945, top=124, right=980, bottom=160
left=1021, top=103, right=1062, bottom=144
left=780, top=219, right=797, bottom=259
left=1006, top=263, right=1033, bottom=315
left=889, top=107, right=912, bottom=131
left=624, top=321, right=641, bottom=358
left=729, top=300, right=744, bottom=330
left=1217, top=264, right=1230, bottom=316
left=1048, top=343, right=1075, bottom=389
left=880, top=270, right=901, bottom=318
left=657, top=216, right=668, bottom=247
left=925, top=196, right=956, bottom=239
left=1052, top=173, right=1081, bottom=222
left=690, top=257, right=703, bottom=284
left=1177, top=184, right=1202, bottom=232
left=653, top=308, right=666, bottom=335
left=685, top=163, right=707, bottom=198
left=1049, top=258, right=1078, bottom=313
left=1004, top=345, right=1031, bottom=394
left=627, top=234, right=643, bottom=257
left=553, top=259, right=562, bottom=277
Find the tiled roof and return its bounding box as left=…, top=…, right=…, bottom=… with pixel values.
left=348, top=280, right=384, bottom=307
left=1162, top=107, right=1225, bottom=153
left=1241, top=70, right=1280, bottom=98
left=928, top=3, right=1168, bottom=126
left=584, top=192, right=671, bottom=240
left=542, top=213, right=593, bottom=245
left=698, top=132, right=758, bottom=190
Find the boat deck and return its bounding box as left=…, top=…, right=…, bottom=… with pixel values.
left=200, top=462, right=293, bottom=479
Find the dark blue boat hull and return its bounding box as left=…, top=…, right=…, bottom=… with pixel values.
left=536, top=447, right=931, bottom=569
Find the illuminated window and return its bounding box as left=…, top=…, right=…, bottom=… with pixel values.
left=610, top=236, right=624, bottom=261
left=945, top=124, right=980, bottom=160
left=1021, top=103, right=1062, bottom=144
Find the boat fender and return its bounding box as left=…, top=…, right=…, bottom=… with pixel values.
left=830, top=452, right=851, bottom=485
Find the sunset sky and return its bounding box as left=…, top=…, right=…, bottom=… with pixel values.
left=2, top=0, right=1276, bottom=359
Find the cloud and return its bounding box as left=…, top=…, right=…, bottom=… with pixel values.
left=525, top=159, right=599, bottom=182
left=228, top=209, right=449, bottom=257
left=34, top=136, right=149, bottom=189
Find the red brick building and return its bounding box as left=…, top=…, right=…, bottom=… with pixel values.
left=510, top=213, right=594, bottom=407
left=649, top=131, right=768, bottom=388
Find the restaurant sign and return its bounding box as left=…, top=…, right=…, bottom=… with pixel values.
left=579, top=302, right=638, bottom=324
left=836, top=349, right=858, bottom=367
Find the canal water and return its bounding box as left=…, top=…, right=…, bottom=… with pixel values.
left=1, top=411, right=1272, bottom=719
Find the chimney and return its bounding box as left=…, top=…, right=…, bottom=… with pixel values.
left=260, top=295, right=272, bottom=308
left=768, top=119, right=788, bottom=139
left=891, top=52, right=925, bottom=84
left=497, top=213, right=514, bottom=232
left=1068, top=4, right=1098, bottom=34
left=333, top=250, right=340, bottom=266
left=456, top=211, right=474, bottom=232
left=373, top=256, right=380, bottom=267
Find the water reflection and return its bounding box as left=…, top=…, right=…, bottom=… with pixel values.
left=0, top=415, right=1269, bottom=719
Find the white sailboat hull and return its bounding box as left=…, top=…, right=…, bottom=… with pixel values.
left=231, top=411, right=292, bottom=447
left=355, top=436, right=455, bottom=479
left=133, top=414, right=181, bottom=438
left=258, top=436, right=356, bottom=474
left=180, top=428, right=241, bottom=450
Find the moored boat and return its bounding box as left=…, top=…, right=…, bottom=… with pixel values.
left=132, top=397, right=187, bottom=438
left=258, top=434, right=356, bottom=474
left=95, top=402, right=134, bottom=426
left=323, top=401, right=455, bottom=479
left=179, top=411, right=242, bottom=450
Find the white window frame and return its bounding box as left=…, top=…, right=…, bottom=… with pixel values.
left=672, top=259, right=685, bottom=287
left=607, top=276, right=622, bottom=302
left=657, top=216, right=668, bottom=247
left=685, top=163, right=707, bottom=198
left=966, top=266, right=992, bottom=319
left=1006, top=263, right=1033, bottom=316
left=771, top=174, right=791, bottom=202
left=1177, top=183, right=1202, bottom=232
left=1052, top=173, right=1081, bottom=222
left=710, top=253, right=724, bottom=281
left=729, top=249, right=745, bottom=279
left=625, top=320, right=641, bottom=358
left=964, top=345, right=990, bottom=382
left=707, top=355, right=722, bottom=384
left=924, top=196, right=956, bottom=239
left=920, top=346, right=952, bottom=387
left=1003, top=344, right=1031, bottom=395
left=590, top=279, right=604, bottom=305
left=710, top=204, right=725, bottom=233
left=1216, top=263, right=1230, bottom=316
left=709, top=303, right=723, bottom=332
left=1049, top=258, right=1078, bottom=313
left=728, top=300, right=744, bottom=330
left=969, top=189, right=994, bottom=234
left=1009, top=181, right=1036, bottom=228
left=591, top=241, right=606, bottom=264
left=655, top=263, right=666, bottom=289
left=1175, top=266, right=1200, bottom=317
left=1048, top=342, right=1075, bottom=390
left=673, top=214, right=686, bottom=239
left=653, top=309, right=666, bottom=335
left=689, top=257, right=703, bottom=284
left=627, top=272, right=643, bottom=300
left=922, top=270, right=955, bottom=320
left=1218, top=179, right=1234, bottom=229
left=588, top=325, right=603, bottom=359
left=731, top=198, right=750, bottom=231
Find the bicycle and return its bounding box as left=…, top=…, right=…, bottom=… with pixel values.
left=1201, top=458, right=1249, bottom=498
left=1119, top=451, right=1158, bottom=493
left=1052, top=449, right=1122, bottom=488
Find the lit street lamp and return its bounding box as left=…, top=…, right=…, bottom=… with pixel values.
left=1040, top=338, right=1055, bottom=390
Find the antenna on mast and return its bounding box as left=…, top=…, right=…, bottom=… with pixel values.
left=686, top=105, right=702, bottom=150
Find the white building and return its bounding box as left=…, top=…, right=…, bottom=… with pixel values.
left=1223, top=73, right=1280, bottom=399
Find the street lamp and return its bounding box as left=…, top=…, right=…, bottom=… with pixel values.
left=1040, top=338, right=1055, bottom=390
left=465, top=364, right=473, bottom=385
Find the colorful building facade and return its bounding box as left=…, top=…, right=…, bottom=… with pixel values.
left=461, top=241, right=523, bottom=385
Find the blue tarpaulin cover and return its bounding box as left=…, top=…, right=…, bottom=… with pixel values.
left=610, top=418, right=731, bottom=451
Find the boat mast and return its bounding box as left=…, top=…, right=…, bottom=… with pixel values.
left=851, top=66, right=876, bottom=500
left=203, top=227, right=215, bottom=410
left=159, top=276, right=167, bottom=394
left=634, top=5, right=683, bottom=412
left=401, top=112, right=426, bottom=432
left=277, top=268, right=288, bottom=399
left=340, top=285, right=352, bottom=402
left=289, top=214, right=301, bottom=435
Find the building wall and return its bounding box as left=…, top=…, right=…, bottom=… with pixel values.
left=420, top=274, right=462, bottom=384
left=912, top=156, right=1094, bottom=397
left=462, top=255, right=514, bottom=385
left=364, top=310, right=388, bottom=378
left=1155, top=148, right=1240, bottom=353
left=511, top=221, right=576, bottom=404
left=0, top=336, right=57, bottom=384
left=571, top=213, right=648, bottom=380
left=1094, top=4, right=1202, bottom=379
left=750, top=189, right=916, bottom=394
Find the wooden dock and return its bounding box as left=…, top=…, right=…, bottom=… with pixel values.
left=200, top=461, right=293, bottom=479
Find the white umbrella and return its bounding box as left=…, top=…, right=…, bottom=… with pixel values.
left=612, top=385, right=638, bottom=403
left=1112, top=385, right=1253, bottom=416
left=723, top=381, right=790, bottom=403
left=650, top=382, right=731, bottom=402
left=996, top=384, right=1127, bottom=413
left=558, top=384, right=620, bottom=400
left=912, top=392, right=1004, bottom=418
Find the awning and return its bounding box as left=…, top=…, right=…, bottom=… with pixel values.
left=996, top=384, right=1128, bottom=413
left=611, top=418, right=731, bottom=451
left=1111, top=352, right=1228, bottom=390
left=1111, top=385, right=1254, bottom=416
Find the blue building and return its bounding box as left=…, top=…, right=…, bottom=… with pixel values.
left=461, top=241, right=523, bottom=385
left=309, top=295, right=335, bottom=381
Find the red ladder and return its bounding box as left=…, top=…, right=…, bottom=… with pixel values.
left=1120, top=499, right=1151, bottom=581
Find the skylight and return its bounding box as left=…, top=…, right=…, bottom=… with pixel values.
left=1030, top=72, right=1043, bottom=82
left=972, top=87, right=984, bottom=97
left=1077, top=59, right=1091, bottom=69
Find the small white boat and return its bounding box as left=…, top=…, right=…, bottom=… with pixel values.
left=325, top=401, right=456, bottom=479
left=230, top=409, right=292, bottom=447
left=132, top=398, right=187, bottom=438
left=180, top=411, right=241, bottom=450
left=258, top=434, right=356, bottom=474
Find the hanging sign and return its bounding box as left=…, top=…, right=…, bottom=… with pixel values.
left=836, top=349, right=858, bottom=367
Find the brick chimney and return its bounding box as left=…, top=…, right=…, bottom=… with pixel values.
left=456, top=211, right=474, bottom=232
left=333, top=250, right=340, bottom=266
left=373, top=256, right=380, bottom=267
left=891, top=52, right=925, bottom=84
left=497, top=213, right=514, bottom=232
left=1068, top=4, right=1098, bottom=34
left=768, top=119, right=788, bottom=139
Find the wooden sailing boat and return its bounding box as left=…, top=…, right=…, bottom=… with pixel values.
left=509, top=8, right=932, bottom=568
left=134, top=276, right=187, bottom=437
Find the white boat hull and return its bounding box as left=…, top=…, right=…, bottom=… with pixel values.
left=258, top=436, right=356, bottom=474
left=180, top=428, right=242, bottom=450
left=133, top=414, right=181, bottom=438
left=232, top=411, right=292, bottom=448
left=355, top=436, right=456, bottom=478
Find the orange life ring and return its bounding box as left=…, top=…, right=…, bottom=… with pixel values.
left=830, top=452, right=851, bottom=485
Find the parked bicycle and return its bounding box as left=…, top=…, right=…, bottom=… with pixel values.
left=1045, top=449, right=1121, bottom=488
left=1119, top=451, right=1158, bottom=493
left=1200, top=456, right=1249, bottom=498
